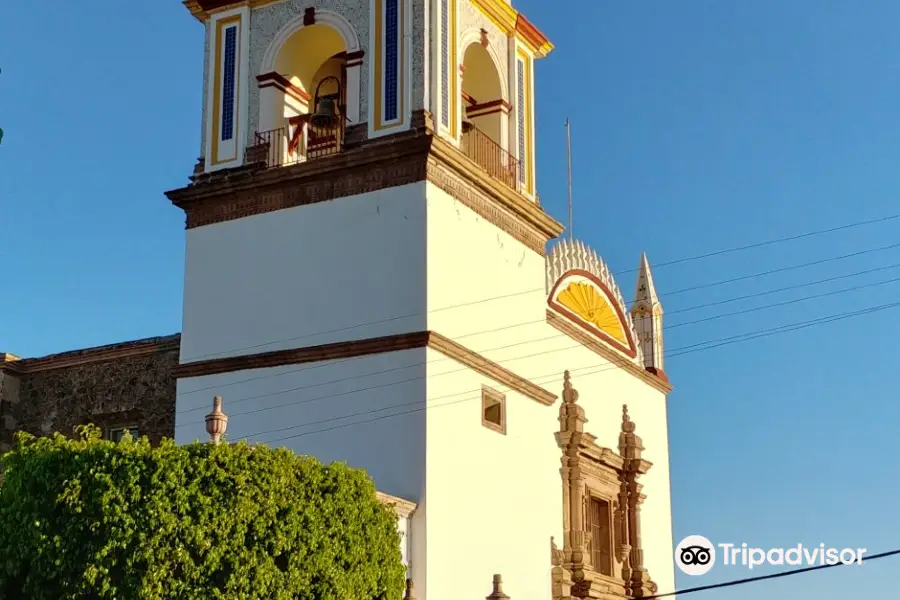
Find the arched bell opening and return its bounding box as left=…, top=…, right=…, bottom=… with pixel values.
left=252, top=23, right=350, bottom=166
left=460, top=42, right=516, bottom=189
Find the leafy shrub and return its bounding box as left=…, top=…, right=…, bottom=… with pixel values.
left=0, top=426, right=405, bottom=600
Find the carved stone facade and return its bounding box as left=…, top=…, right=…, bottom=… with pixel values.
left=0, top=336, right=180, bottom=451
left=554, top=372, right=658, bottom=600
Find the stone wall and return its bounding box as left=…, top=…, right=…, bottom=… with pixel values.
left=0, top=335, right=180, bottom=451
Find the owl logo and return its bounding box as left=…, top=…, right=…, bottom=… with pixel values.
left=675, top=535, right=716, bottom=576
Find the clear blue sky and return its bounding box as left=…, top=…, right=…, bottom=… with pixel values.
left=2, top=1, right=898, bottom=597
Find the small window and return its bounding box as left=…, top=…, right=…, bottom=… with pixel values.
left=481, top=386, right=506, bottom=434
left=109, top=427, right=139, bottom=443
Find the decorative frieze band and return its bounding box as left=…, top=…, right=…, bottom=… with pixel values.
left=166, top=113, right=564, bottom=254
left=175, top=330, right=556, bottom=406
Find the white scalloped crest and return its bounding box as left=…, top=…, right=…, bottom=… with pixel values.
left=546, top=239, right=644, bottom=365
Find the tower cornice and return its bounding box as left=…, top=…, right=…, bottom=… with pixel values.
left=165, top=111, right=565, bottom=254
left=183, top=0, right=554, bottom=57
left=183, top=0, right=280, bottom=22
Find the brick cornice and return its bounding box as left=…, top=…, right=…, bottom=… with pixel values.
left=2, top=335, right=181, bottom=375
left=183, top=0, right=280, bottom=22
left=165, top=113, right=564, bottom=254
left=175, top=332, right=430, bottom=378
left=175, top=330, right=557, bottom=407
left=427, top=131, right=562, bottom=242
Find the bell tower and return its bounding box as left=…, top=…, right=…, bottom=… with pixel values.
left=169, top=1, right=566, bottom=600
left=180, top=0, right=551, bottom=185
left=169, top=0, right=562, bottom=396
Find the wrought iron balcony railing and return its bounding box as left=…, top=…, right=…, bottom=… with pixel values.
left=243, top=120, right=522, bottom=196
left=245, top=119, right=344, bottom=168
left=460, top=123, right=521, bottom=192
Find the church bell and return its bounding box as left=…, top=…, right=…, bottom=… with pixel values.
left=310, top=97, right=338, bottom=128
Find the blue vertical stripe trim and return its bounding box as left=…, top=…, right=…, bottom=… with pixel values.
left=441, top=0, right=449, bottom=128
left=221, top=26, right=237, bottom=142
left=517, top=58, right=526, bottom=184
left=384, top=0, right=399, bottom=121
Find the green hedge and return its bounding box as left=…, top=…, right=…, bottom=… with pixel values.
left=0, top=426, right=405, bottom=600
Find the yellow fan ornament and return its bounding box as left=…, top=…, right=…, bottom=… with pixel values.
left=556, top=281, right=629, bottom=346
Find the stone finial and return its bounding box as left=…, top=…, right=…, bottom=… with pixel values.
left=621, top=404, right=635, bottom=434
left=205, top=395, right=228, bottom=444
left=619, top=403, right=644, bottom=460
left=486, top=575, right=510, bottom=600
left=558, top=371, right=586, bottom=437
left=551, top=537, right=563, bottom=566
left=403, top=578, right=417, bottom=600
left=562, top=371, right=579, bottom=404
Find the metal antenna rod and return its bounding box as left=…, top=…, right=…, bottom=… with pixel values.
left=565, top=119, right=573, bottom=241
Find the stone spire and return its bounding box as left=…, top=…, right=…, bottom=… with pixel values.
left=630, top=253, right=665, bottom=379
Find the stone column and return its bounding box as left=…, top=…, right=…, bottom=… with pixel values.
left=628, top=487, right=656, bottom=597
left=618, top=405, right=657, bottom=598
left=557, top=371, right=589, bottom=569
left=615, top=483, right=632, bottom=583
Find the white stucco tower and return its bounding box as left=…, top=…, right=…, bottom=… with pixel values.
left=167, top=1, right=676, bottom=599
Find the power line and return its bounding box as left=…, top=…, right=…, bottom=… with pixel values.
left=668, top=273, right=900, bottom=329
left=667, top=240, right=900, bottom=296
left=642, top=548, right=900, bottom=599
left=177, top=257, right=900, bottom=402
left=178, top=222, right=900, bottom=363
left=175, top=275, right=900, bottom=421
left=249, top=298, right=900, bottom=444
left=179, top=291, right=900, bottom=428
left=621, top=211, right=900, bottom=275
left=212, top=298, right=900, bottom=443
left=668, top=261, right=900, bottom=315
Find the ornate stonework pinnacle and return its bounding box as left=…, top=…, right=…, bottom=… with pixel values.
left=486, top=574, right=510, bottom=600
left=622, top=404, right=635, bottom=433
left=562, top=371, right=579, bottom=404
left=404, top=578, right=417, bottom=600
left=205, top=395, right=228, bottom=444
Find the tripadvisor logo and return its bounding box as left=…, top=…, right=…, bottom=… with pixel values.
left=675, top=535, right=868, bottom=575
